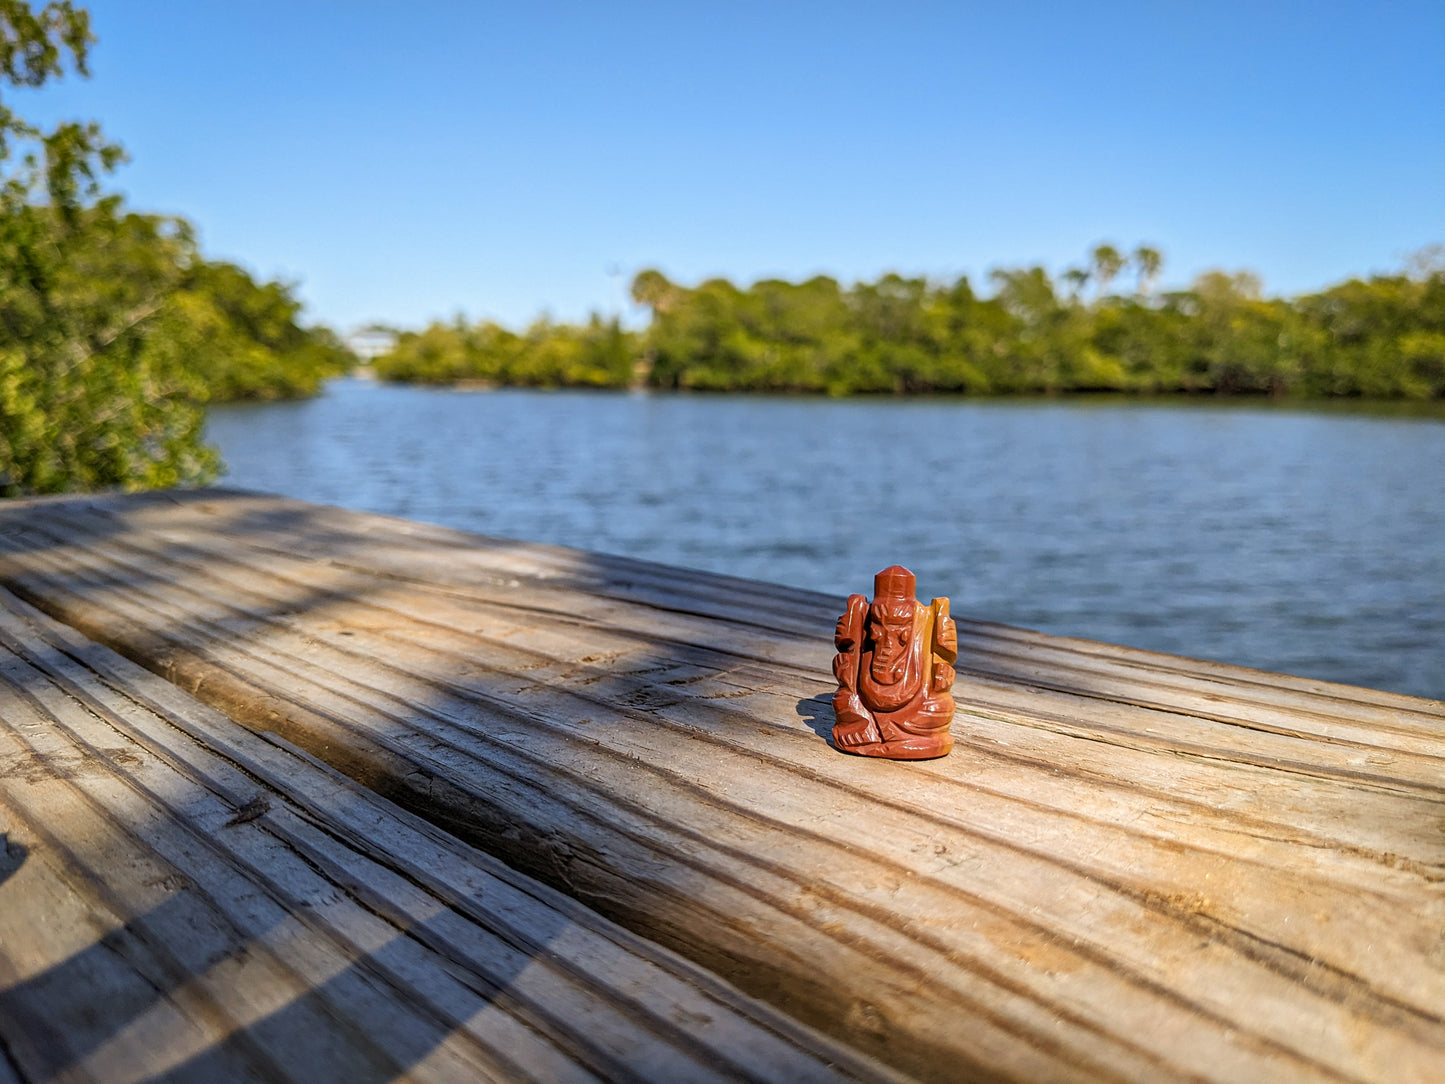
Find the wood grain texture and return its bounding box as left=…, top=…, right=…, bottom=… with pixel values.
left=0, top=488, right=1441, bottom=1083
left=0, top=584, right=896, bottom=1084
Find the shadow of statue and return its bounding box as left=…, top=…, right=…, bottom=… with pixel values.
left=0, top=834, right=27, bottom=889
left=794, top=693, right=836, bottom=750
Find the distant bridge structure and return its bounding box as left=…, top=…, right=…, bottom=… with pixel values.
left=345, top=327, right=398, bottom=363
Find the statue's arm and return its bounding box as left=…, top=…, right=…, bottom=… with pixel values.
left=929, top=597, right=958, bottom=664
left=929, top=597, right=958, bottom=694
left=832, top=593, right=868, bottom=691
left=832, top=594, right=880, bottom=746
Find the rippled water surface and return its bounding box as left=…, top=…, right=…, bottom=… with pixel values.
left=207, top=379, right=1445, bottom=699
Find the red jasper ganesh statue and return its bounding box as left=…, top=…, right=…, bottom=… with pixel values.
left=832, top=565, right=958, bottom=760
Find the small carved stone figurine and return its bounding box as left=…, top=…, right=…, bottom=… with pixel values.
left=832, top=565, right=958, bottom=759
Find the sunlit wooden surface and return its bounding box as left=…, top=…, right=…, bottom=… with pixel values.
left=1, top=489, right=1442, bottom=1083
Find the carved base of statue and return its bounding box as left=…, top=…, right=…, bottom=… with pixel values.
left=831, top=565, right=958, bottom=760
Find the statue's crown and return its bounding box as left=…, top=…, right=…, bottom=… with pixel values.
left=873, top=565, right=916, bottom=601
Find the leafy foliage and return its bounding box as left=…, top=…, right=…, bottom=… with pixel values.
left=173, top=261, right=352, bottom=402
left=375, top=246, right=1445, bottom=401
left=0, top=2, right=351, bottom=497
left=376, top=315, right=634, bottom=388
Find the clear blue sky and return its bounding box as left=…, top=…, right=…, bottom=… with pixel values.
left=19, top=0, right=1445, bottom=332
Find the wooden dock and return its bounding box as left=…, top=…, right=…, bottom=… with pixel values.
left=1, top=489, right=1442, bottom=1083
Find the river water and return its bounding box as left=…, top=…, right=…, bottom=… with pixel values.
left=206, top=378, right=1445, bottom=700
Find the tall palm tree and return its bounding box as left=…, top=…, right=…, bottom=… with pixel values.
left=1062, top=267, right=1090, bottom=302
left=1133, top=245, right=1163, bottom=296
left=1090, top=244, right=1125, bottom=299
left=630, top=269, right=679, bottom=315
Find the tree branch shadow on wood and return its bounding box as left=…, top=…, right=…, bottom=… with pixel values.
left=0, top=616, right=637, bottom=1084
left=0, top=889, right=562, bottom=1082
left=0, top=631, right=576, bottom=1084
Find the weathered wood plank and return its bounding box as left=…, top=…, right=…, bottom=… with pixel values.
left=0, top=585, right=897, bottom=1083
left=0, top=489, right=1441, bottom=1083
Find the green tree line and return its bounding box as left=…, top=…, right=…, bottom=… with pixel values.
left=1, top=2, right=351, bottom=497
left=373, top=314, right=635, bottom=388
left=376, top=243, right=1445, bottom=400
